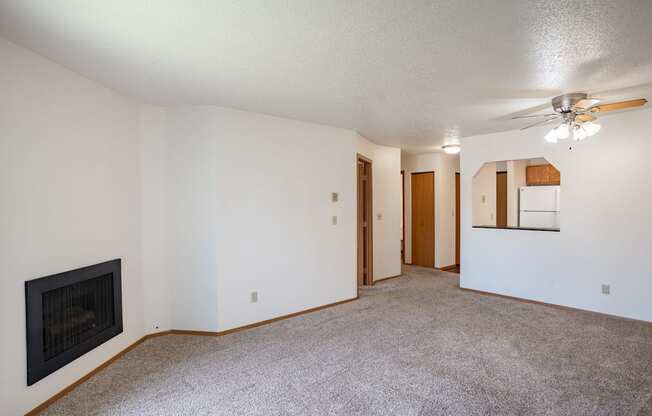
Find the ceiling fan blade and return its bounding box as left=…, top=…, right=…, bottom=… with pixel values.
left=590, top=98, right=647, bottom=113
left=575, top=114, right=596, bottom=122
left=520, top=117, right=559, bottom=130
left=511, top=113, right=558, bottom=120
left=573, top=98, right=601, bottom=110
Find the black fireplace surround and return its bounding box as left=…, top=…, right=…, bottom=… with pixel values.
left=25, top=259, right=123, bottom=385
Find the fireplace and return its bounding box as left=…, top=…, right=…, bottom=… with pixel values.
left=25, top=259, right=123, bottom=385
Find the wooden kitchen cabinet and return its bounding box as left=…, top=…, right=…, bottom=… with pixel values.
left=526, top=164, right=560, bottom=186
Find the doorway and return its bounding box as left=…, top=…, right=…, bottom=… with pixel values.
left=496, top=171, right=507, bottom=227
left=455, top=172, right=460, bottom=266
left=411, top=172, right=435, bottom=268
left=357, top=155, right=373, bottom=289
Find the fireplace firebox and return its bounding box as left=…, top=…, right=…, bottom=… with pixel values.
left=25, top=259, right=123, bottom=385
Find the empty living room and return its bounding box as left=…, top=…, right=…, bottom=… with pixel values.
left=3, top=1, right=652, bottom=415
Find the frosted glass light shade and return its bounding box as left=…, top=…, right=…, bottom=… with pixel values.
left=545, top=129, right=558, bottom=143
left=583, top=121, right=601, bottom=136
left=573, top=125, right=587, bottom=141
left=442, top=144, right=461, bottom=154
left=555, top=123, right=570, bottom=139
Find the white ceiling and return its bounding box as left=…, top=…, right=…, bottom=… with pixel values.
left=2, top=1, right=652, bottom=153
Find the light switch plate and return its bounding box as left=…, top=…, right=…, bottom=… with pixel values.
left=331, top=192, right=338, bottom=202
left=332, top=215, right=337, bottom=225
left=251, top=291, right=258, bottom=303
left=601, top=284, right=610, bottom=295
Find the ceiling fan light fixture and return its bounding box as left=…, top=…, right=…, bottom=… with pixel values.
left=582, top=121, right=601, bottom=137
left=518, top=92, right=645, bottom=145
left=544, top=129, right=558, bottom=143
left=555, top=123, right=570, bottom=139
left=573, top=124, right=587, bottom=141
left=442, top=144, right=461, bottom=154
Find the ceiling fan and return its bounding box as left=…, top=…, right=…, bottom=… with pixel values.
left=512, top=92, right=648, bottom=143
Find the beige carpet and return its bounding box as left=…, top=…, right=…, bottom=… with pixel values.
left=41, top=266, right=652, bottom=415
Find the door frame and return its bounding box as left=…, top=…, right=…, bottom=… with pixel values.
left=455, top=172, right=460, bottom=266
left=496, top=171, right=508, bottom=227
left=356, top=154, right=373, bottom=290
left=401, top=170, right=405, bottom=264
left=410, top=171, right=435, bottom=268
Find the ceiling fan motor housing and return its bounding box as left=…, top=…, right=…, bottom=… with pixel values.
left=552, top=92, right=588, bottom=113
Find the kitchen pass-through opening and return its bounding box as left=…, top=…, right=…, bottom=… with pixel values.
left=471, top=158, right=560, bottom=232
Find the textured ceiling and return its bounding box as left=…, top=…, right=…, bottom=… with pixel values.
left=2, top=1, right=652, bottom=152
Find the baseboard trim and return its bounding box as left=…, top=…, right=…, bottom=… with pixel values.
left=25, top=296, right=358, bottom=415
left=168, top=329, right=219, bottom=336
left=438, top=265, right=458, bottom=271
left=25, top=331, right=170, bottom=416
left=373, top=274, right=402, bottom=283
left=459, top=287, right=652, bottom=325
left=169, top=296, right=359, bottom=337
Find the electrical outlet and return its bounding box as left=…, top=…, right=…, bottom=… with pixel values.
left=332, top=215, right=337, bottom=225
left=251, top=291, right=258, bottom=303
left=601, top=284, right=610, bottom=295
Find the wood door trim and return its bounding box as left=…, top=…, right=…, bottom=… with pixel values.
left=401, top=170, right=405, bottom=264
left=455, top=172, right=460, bottom=266
left=25, top=296, right=360, bottom=416
left=496, top=171, right=508, bottom=227
left=357, top=153, right=372, bottom=164
left=356, top=154, right=373, bottom=287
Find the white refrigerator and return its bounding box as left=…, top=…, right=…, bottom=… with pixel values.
left=519, top=186, right=560, bottom=228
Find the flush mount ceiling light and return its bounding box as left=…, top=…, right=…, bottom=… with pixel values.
left=441, top=144, right=461, bottom=154
left=512, top=92, right=647, bottom=144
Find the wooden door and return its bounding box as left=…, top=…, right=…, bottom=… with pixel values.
left=496, top=172, right=507, bottom=227
left=455, top=173, right=460, bottom=265
left=411, top=172, right=435, bottom=267
left=357, top=156, right=373, bottom=288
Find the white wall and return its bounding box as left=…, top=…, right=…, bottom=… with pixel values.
left=0, top=38, right=144, bottom=415
left=140, top=107, right=172, bottom=332
left=506, top=160, right=527, bottom=226
left=140, top=108, right=403, bottom=332
left=0, top=37, right=403, bottom=413
left=460, top=108, right=652, bottom=322
left=356, top=136, right=402, bottom=280
left=402, top=152, right=459, bottom=268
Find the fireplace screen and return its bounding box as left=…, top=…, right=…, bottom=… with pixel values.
left=25, top=259, right=122, bottom=385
